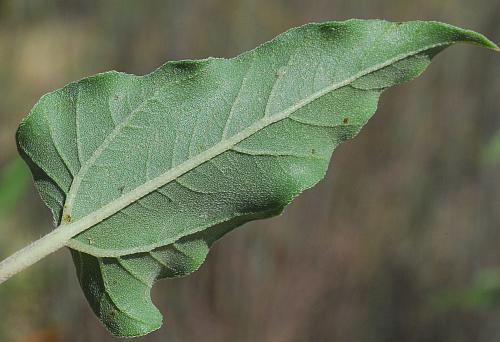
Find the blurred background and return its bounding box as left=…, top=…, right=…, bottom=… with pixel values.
left=0, top=0, right=499, bottom=341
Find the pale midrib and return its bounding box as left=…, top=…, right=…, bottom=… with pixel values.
left=64, top=41, right=452, bottom=257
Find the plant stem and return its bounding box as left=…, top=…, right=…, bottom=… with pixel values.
left=0, top=223, right=79, bottom=284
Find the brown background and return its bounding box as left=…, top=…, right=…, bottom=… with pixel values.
left=0, top=1, right=499, bottom=341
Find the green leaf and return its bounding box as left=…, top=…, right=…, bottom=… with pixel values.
left=15, top=19, right=498, bottom=336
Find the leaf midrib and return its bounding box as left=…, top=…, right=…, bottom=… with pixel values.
left=63, top=41, right=452, bottom=257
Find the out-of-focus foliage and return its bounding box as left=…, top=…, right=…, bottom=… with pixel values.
left=0, top=157, right=30, bottom=219
left=482, top=133, right=500, bottom=165
left=0, top=1, right=499, bottom=341
left=436, top=269, right=500, bottom=311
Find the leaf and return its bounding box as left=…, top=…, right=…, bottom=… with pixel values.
left=15, top=19, right=498, bottom=336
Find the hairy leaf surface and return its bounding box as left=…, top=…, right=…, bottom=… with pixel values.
left=16, top=19, right=498, bottom=336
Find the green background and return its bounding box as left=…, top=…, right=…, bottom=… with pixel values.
left=0, top=1, right=499, bottom=341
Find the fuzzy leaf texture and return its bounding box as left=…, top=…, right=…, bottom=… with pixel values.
left=16, top=19, right=498, bottom=337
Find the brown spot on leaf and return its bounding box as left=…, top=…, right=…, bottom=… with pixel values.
left=343, top=117, right=349, bottom=124
left=62, top=214, right=72, bottom=224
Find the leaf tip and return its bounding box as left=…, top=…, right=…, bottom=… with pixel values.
left=454, top=26, right=499, bottom=51
left=476, top=36, right=499, bottom=51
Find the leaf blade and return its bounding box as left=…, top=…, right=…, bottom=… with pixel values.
left=16, top=19, right=498, bottom=336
